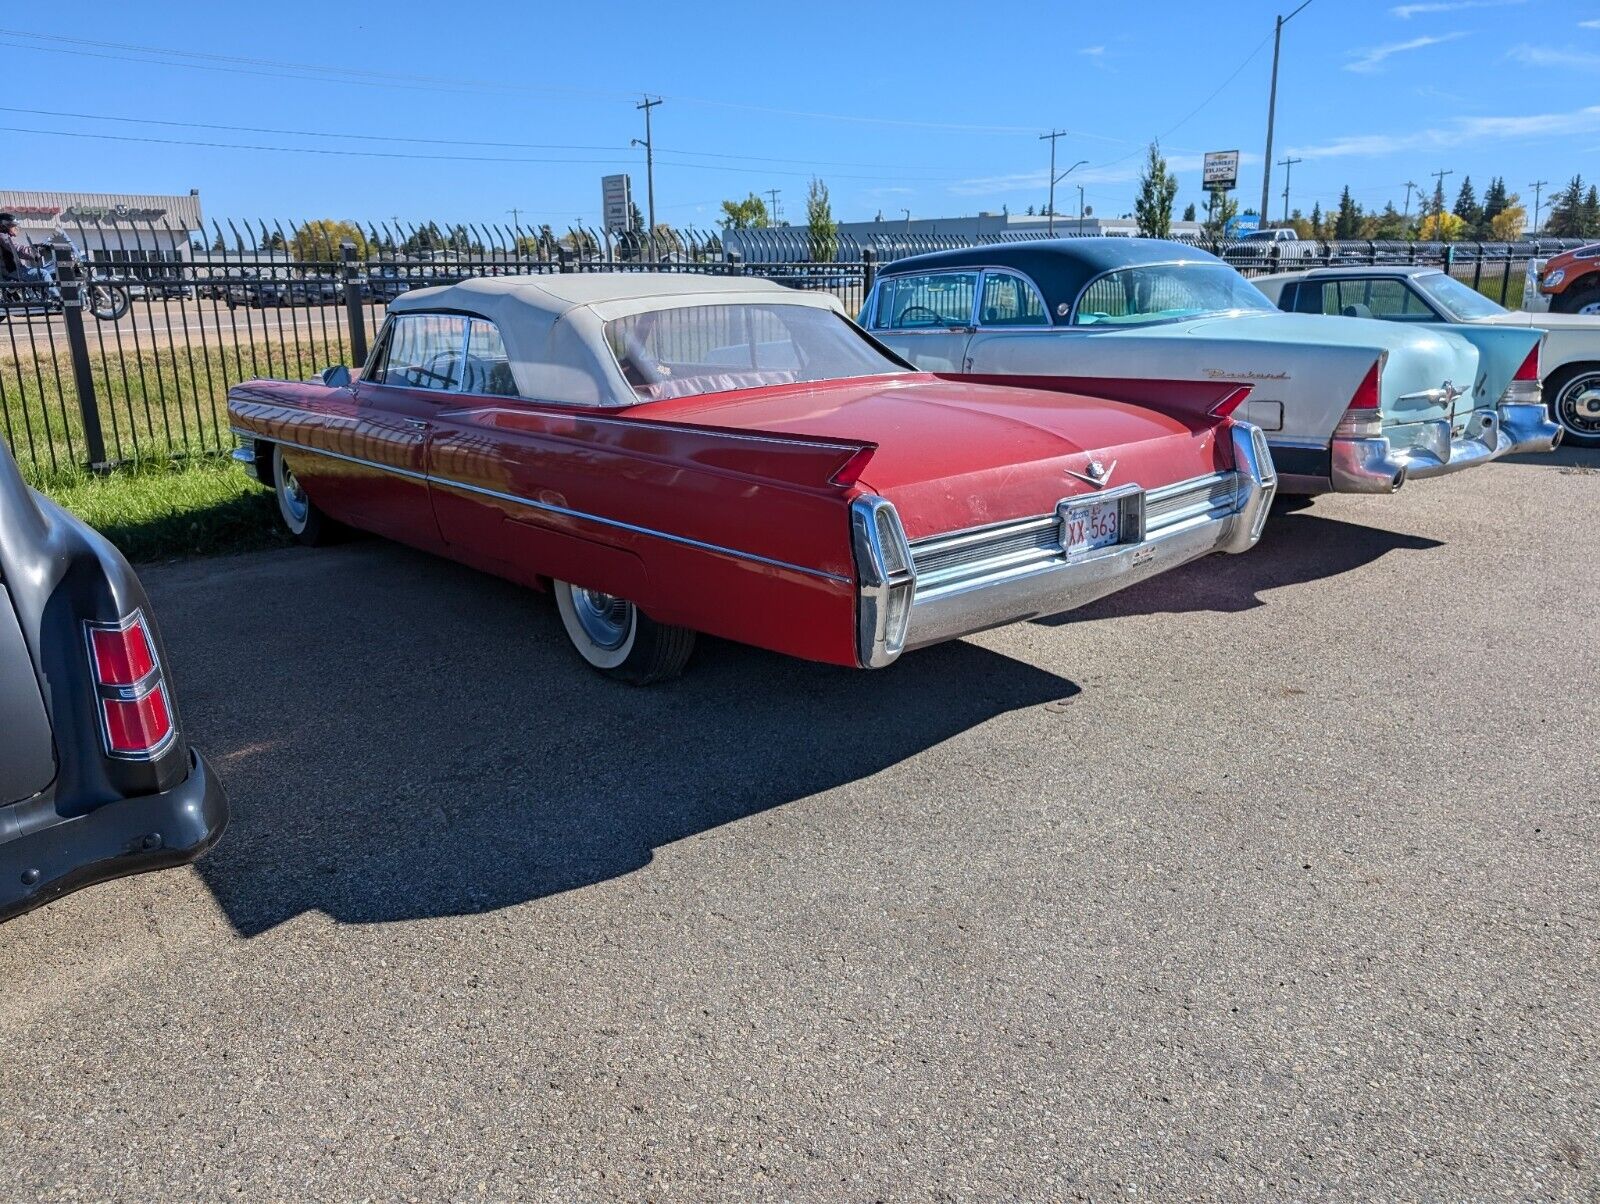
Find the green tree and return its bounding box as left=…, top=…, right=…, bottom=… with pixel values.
left=1334, top=187, right=1363, bottom=239
left=209, top=231, right=227, bottom=253
left=260, top=230, right=287, bottom=252
left=1452, top=176, right=1481, bottom=232
left=1367, top=201, right=1409, bottom=241
left=805, top=176, right=838, bottom=262
left=1429, top=177, right=1448, bottom=228
left=1545, top=176, right=1586, bottom=236
left=1481, top=176, right=1508, bottom=237
left=627, top=201, right=646, bottom=235
left=719, top=193, right=771, bottom=230
left=1202, top=188, right=1238, bottom=240
left=1133, top=141, right=1178, bottom=238
left=1308, top=201, right=1324, bottom=239
left=1489, top=195, right=1527, bottom=241
left=1025, top=204, right=1035, bottom=216
left=1181, top=202, right=1196, bottom=222
left=1584, top=185, right=1600, bottom=237
left=290, top=219, right=366, bottom=262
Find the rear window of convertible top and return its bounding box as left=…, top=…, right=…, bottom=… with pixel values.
left=603, top=303, right=905, bottom=402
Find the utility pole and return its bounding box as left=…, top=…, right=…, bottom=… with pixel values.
left=901, top=208, right=912, bottom=234
left=507, top=207, right=524, bottom=227
left=1038, top=130, right=1087, bottom=236
left=1429, top=168, right=1454, bottom=227
left=1401, top=181, right=1419, bottom=221
left=632, top=95, right=662, bottom=260
left=1277, top=156, right=1303, bottom=225
left=1529, top=179, right=1549, bottom=235
left=1260, top=0, right=1315, bottom=229
left=765, top=188, right=782, bottom=226
left=1078, top=183, right=1086, bottom=235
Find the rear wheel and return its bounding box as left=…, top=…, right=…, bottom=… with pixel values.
left=552, top=580, right=695, bottom=684
left=272, top=445, right=336, bottom=545
left=1551, top=283, right=1600, bottom=316
left=1546, top=363, right=1600, bottom=448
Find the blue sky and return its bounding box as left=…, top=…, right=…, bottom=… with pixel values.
left=3, top=0, right=1597, bottom=233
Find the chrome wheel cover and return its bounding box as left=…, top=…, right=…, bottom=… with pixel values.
left=571, top=588, right=633, bottom=651
left=1556, top=373, right=1600, bottom=438
left=278, top=458, right=310, bottom=528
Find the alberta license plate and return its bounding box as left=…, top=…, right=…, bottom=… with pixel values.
left=1061, top=496, right=1127, bottom=555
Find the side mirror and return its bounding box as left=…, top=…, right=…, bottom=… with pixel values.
left=319, top=364, right=352, bottom=388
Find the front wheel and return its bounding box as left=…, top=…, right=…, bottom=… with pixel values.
left=552, top=580, right=695, bottom=684
left=87, top=282, right=130, bottom=321
left=272, top=444, right=337, bottom=545
left=1550, top=284, right=1600, bottom=316
left=1546, top=363, right=1600, bottom=448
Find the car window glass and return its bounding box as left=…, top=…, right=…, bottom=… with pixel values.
left=605, top=303, right=904, bottom=402
left=463, top=318, right=519, bottom=397
left=1071, top=263, right=1276, bottom=326
left=979, top=272, right=1049, bottom=327
left=1338, top=279, right=1433, bottom=321
left=872, top=272, right=978, bottom=329
left=371, top=314, right=468, bottom=390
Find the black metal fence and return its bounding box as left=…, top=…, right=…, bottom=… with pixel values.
left=0, top=217, right=1586, bottom=485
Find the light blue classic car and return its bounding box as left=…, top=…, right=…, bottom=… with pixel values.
left=860, top=239, right=1559, bottom=494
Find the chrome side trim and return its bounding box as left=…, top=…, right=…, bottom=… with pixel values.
left=234, top=430, right=850, bottom=584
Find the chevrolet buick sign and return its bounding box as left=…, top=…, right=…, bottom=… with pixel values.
left=1203, top=151, right=1240, bottom=192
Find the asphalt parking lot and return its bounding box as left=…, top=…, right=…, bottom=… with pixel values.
left=2, top=447, right=1596, bottom=1201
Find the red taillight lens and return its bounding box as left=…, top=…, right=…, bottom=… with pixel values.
left=85, top=613, right=175, bottom=758
left=1348, top=360, right=1383, bottom=410
left=88, top=621, right=156, bottom=685
left=1513, top=342, right=1540, bottom=382
left=102, top=686, right=173, bottom=756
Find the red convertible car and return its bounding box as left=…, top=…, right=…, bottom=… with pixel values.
left=228, top=275, right=1275, bottom=682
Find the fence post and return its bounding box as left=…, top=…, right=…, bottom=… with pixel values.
left=56, top=248, right=109, bottom=472
left=862, top=247, right=877, bottom=298
left=1443, top=243, right=1455, bottom=274
left=727, top=251, right=743, bottom=277
left=341, top=240, right=368, bottom=369
left=1470, top=242, right=1484, bottom=292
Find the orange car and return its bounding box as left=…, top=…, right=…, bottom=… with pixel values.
left=1537, top=244, right=1600, bottom=315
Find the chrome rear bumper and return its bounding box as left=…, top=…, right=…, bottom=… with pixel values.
left=1330, top=402, right=1562, bottom=493
left=853, top=423, right=1276, bottom=665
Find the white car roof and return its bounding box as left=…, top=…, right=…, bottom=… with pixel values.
left=381, top=272, right=849, bottom=407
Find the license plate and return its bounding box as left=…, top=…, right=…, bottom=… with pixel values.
left=1061, top=495, right=1128, bottom=555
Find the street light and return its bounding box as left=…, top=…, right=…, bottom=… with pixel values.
left=1259, top=0, right=1315, bottom=229
left=1047, top=159, right=1088, bottom=236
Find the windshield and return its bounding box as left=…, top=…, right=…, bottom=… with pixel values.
left=1409, top=271, right=1509, bottom=320
left=604, top=303, right=906, bottom=402
left=1071, top=263, right=1278, bottom=326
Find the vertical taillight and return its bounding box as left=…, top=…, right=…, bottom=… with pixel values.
left=85, top=612, right=175, bottom=759
left=1501, top=340, right=1544, bottom=405
left=1335, top=356, right=1386, bottom=439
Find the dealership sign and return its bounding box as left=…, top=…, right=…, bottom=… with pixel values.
left=601, top=174, right=632, bottom=233
left=9, top=204, right=170, bottom=224
left=1203, top=150, right=1240, bottom=192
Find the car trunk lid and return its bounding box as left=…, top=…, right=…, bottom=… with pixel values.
left=634, top=374, right=1231, bottom=540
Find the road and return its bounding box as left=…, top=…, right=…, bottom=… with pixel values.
left=3, top=296, right=389, bottom=357
left=1, top=449, right=1596, bottom=1200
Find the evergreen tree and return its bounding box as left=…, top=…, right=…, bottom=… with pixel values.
left=1546, top=176, right=1587, bottom=236
left=1025, top=204, right=1036, bottom=216
left=1452, top=176, right=1481, bottom=231
left=1370, top=201, right=1409, bottom=241
left=1430, top=177, right=1448, bottom=228
left=1133, top=141, right=1178, bottom=238
left=1481, top=177, right=1508, bottom=237
left=1309, top=201, right=1323, bottom=239
left=1334, top=187, right=1362, bottom=239
left=1203, top=188, right=1238, bottom=240
left=627, top=201, right=646, bottom=235
left=1182, top=202, right=1196, bottom=222
left=1584, top=185, right=1600, bottom=237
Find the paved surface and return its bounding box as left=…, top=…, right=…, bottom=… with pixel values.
left=2, top=448, right=1596, bottom=1201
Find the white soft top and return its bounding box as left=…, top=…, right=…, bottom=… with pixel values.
left=385, top=273, right=846, bottom=406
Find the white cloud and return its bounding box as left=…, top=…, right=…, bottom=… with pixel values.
left=1345, top=32, right=1466, bottom=72
left=1286, top=104, right=1600, bottom=159
left=1079, top=45, right=1106, bottom=57
left=1581, top=19, right=1600, bottom=28
left=1390, top=0, right=1525, bottom=16
left=1508, top=43, right=1600, bottom=69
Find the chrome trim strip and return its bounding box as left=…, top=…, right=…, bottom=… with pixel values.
left=239, top=431, right=850, bottom=584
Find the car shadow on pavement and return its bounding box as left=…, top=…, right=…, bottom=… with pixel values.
left=1033, top=508, right=1444, bottom=625
left=1503, top=444, right=1599, bottom=470
left=176, top=544, right=1077, bottom=934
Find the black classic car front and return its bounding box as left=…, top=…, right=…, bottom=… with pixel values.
left=0, top=442, right=227, bottom=922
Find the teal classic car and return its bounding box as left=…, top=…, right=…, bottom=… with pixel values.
left=861, top=239, right=1559, bottom=494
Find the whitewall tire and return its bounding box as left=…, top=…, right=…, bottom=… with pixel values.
left=552, top=580, right=695, bottom=684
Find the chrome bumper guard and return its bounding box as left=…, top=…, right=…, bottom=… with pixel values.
left=851, top=423, right=1276, bottom=667
left=230, top=442, right=260, bottom=481
left=1330, top=401, right=1563, bottom=493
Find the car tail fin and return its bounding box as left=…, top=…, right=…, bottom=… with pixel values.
left=951, top=375, right=1252, bottom=425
